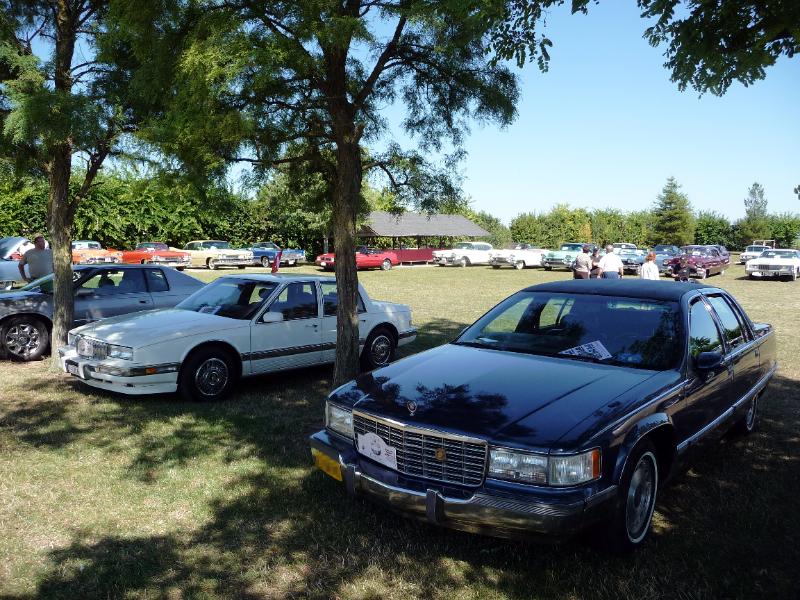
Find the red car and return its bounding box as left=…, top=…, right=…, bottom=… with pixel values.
left=121, top=242, right=191, bottom=270
left=315, top=246, right=399, bottom=271
left=666, top=245, right=728, bottom=279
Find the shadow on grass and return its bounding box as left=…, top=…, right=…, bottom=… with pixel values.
left=4, top=341, right=799, bottom=597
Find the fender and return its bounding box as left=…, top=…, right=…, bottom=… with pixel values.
left=612, top=413, right=675, bottom=484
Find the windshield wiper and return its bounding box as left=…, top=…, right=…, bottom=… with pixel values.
left=453, top=339, right=497, bottom=350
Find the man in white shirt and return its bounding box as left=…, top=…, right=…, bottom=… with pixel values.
left=597, top=244, right=624, bottom=279
left=18, top=234, right=54, bottom=282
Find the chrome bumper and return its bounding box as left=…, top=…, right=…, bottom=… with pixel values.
left=309, top=431, right=616, bottom=540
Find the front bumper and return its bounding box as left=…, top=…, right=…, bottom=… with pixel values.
left=622, top=263, right=642, bottom=274
left=434, top=256, right=458, bottom=265
left=59, top=347, right=179, bottom=395
left=542, top=259, right=571, bottom=269
left=309, top=430, right=617, bottom=540
left=212, top=257, right=252, bottom=266
left=148, top=259, right=190, bottom=268
left=746, top=268, right=792, bottom=278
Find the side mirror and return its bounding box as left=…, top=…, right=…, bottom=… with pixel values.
left=261, top=311, right=284, bottom=324
left=695, top=351, right=723, bottom=370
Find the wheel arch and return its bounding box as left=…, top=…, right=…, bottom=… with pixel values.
left=367, top=322, right=398, bottom=345
left=181, top=340, right=243, bottom=380
left=613, top=416, right=677, bottom=485
left=0, top=312, right=52, bottom=331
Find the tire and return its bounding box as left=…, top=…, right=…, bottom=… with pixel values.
left=178, top=347, right=237, bottom=402
left=732, top=393, right=759, bottom=435
left=437, top=263, right=445, bottom=267
left=492, top=265, right=501, bottom=270
left=237, top=265, right=246, bottom=269
left=381, top=259, right=392, bottom=271
left=514, top=261, right=524, bottom=270
left=459, top=256, right=469, bottom=268
left=1, top=316, right=50, bottom=361
left=698, top=270, right=707, bottom=280
left=261, top=256, right=271, bottom=268
left=176, top=267, right=185, bottom=271
left=207, top=258, right=218, bottom=270
left=793, top=268, right=798, bottom=282
left=544, top=266, right=552, bottom=271
left=603, top=440, right=659, bottom=554
left=360, top=327, right=396, bottom=371
left=719, top=269, right=725, bottom=276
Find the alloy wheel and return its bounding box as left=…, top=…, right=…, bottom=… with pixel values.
left=5, top=322, right=41, bottom=358
left=194, top=357, right=229, bottom=397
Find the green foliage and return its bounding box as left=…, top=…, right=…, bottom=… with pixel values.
left=764, top=213, right=800, bottom=249
left=652, top=177, right=695, bottom=246
left=695, top=211, right=734, bottom=247
left=469, top=210, right=512, bottom=248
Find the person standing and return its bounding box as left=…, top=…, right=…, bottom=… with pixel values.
left=18, top=234, right=53, bottom=283
left=639, top=251, right=660, bottom=280
left=572, top=244, right=592, bottom=279
left=597, top=244, right=624, bottom=279
left=589, top=248, right=601, bottom=279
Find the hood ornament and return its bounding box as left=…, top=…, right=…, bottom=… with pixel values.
left=406, top=400, right=418, bottom=415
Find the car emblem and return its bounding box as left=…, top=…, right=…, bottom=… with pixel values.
left=406, top=400, right=418, bottom=415
left=435, top=447, right=447, bottom=462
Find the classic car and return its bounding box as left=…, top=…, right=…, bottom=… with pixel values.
left=71, top=240, right=123, bottom=265
left=612, top=242, right=641, bottom=255
left=745, top=248, right=800, bottom=280
left=652, top=245, right=682, bottom=275
left=489, top=244, right=548, bottom=270
left=121, top=242, right=191, bottom=270
left=59, top=275, right=417, bottom=401
left=666, top=245, right=727, bottom=279
left=248, top=242, right=306, bottom=267
left=0, top=265, right=204, bottom=361
left=739, top=244, right=773, bottom=264
left=542, top=243, right=596, bottom=270
left=710, top=245, right=731, bottom=265
left=310, top=280, right=776, bottom=551
left=179, top=240, right=253, bottom=270
left=432, top=242, right=494, bottom=267
left=315, top=247, right=399, bottom=271
left=619, top=249, right=645, bottom=274
left=0, top=237, right=36, bottom=290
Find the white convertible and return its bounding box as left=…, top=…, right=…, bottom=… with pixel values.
left=59, top=274, right=416, bottom=401
left=432, top=242, right=493, bottom=267
left=745, top=249, right=800, bottom=281
left=489, top=244, right=548, bottom=270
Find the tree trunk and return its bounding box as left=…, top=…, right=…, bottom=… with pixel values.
left=332, top=139, right=362, bottom=387
left=47, top=145, right=74, bottom=359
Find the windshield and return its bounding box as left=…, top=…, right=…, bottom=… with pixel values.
left=254, top=242, right=277, bottom=249
left=455, top=292, right=682, bottom=370
left=176, top=278, right=279, bottom=320
left=560, top=244, right=583, bottom=252
left=761, top=250, right=796, bottom=259
left=0, top=237, right=24, bottom=258
left=17, top=270, right=83, bottom=293
left=746, top=246, right=768, bottom=252
left=138, top=243, right=168, bottom=250
left=73, top=241, right=101, bottom=250
left=683, top=247, right=709, bottom=257
left=454, top=243, right=472, bottom=249
left=201, top=241, right=231, bottom=249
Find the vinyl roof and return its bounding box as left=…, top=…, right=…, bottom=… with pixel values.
left=357, top=211, right=490, bottom=238
left=523, top=279, right=714, bottom=302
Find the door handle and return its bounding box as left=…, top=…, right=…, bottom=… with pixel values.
left=138, top=300, right=148, bottom=304
left=305, top=323, right=318, bottom=328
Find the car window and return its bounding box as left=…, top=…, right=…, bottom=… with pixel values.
left=320, top=281, right=366, bottom=316
left=708, top=294, right=752, bottom=347
left=177, top=279, right=278, bottom=319
left=78, top=269, right=146, bottom=295
left=270, top=282, right=318, bottom=320
left=145, top=269, right=169, bottom=293
left=457, top=292, right=682, bottom=370
left=688, top=300, right=724, bottom=358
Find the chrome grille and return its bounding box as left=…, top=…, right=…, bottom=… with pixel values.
left=76, top=337, right=108, bottom=359
left=353, top=413, right=487, bottom=486
left=755, top=264, right=782, bottom=272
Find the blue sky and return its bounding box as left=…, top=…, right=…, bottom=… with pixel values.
left=381, top=2, right=800, bottom=225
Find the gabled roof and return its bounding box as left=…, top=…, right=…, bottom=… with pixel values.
left=358, top=211, right=490, bottom=238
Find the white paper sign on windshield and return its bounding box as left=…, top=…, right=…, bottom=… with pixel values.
left=357, top=431, right=398, bottom=470
left=559, top=340, right=613, bottom=361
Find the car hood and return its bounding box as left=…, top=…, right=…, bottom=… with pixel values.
left=71, top=308, right=249, bottom=348
left=0, top=291, right=48, bottom=313
left=545, top=250, right=579, bottom=258
left=331, top=344, right=659, bottom=448
left=746, top=257, right=796, bottom=264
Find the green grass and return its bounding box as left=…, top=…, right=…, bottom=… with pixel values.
left=1, top=262, right=799, bottom=599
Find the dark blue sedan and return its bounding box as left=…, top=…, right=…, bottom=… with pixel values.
left=310, top=280, right=777, bottom=552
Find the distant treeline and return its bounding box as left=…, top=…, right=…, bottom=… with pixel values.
left=2, top=169, right=798, bottom=252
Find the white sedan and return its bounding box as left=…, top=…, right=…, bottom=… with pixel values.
left=432, top=242, right=494, bottom=267
left=745, top=249, right=800, bottom=281
left=59, top=274, right=417, bottom=401
left=489, top=244, right=548, bottom=269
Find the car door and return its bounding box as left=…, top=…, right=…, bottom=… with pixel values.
left=249, top=281, right=323, bottom=373
left=320, top=281, right=370, bottom=362
left=73, top=268, right=154, bottom=325
left=705, top=293, right=760, bottom=402
left=675, top=297, right=732, bottom=445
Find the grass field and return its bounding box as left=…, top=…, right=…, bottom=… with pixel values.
left=1, top=262, right=798, bottom=599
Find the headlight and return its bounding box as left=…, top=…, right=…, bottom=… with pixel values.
left=107, top=344, right=134, bottom=360
left=488, top=448, right=548, bottom=484
left=488, top=447, right=600, bottom=486
left=68, top=332, right=78, bottom=346
left=325, top=402, right=353, bottom=439
left=549, top=449, right=601, bottom=486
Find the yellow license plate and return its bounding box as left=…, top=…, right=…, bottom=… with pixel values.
left=312, top=448, right=343, bottom=481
